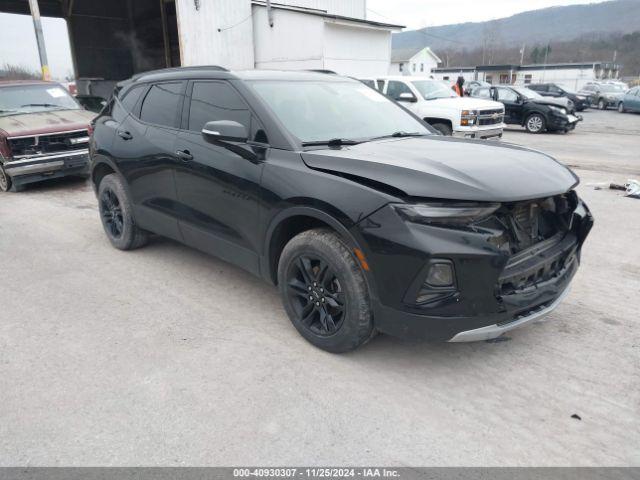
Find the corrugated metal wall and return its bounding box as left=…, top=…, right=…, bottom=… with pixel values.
left=175, top=0, right=254, bottom=69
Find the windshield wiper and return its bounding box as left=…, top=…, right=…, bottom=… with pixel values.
left=367, top=131, right=427, bottom=141
left=20, top=103, right=64, bottom=108
left=301, top=138, right=361, bottom=147
left=0, top=109, right=17, bottom=113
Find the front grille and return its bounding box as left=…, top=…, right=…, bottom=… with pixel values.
left=8, top=130, right=89, bottom=158
left=477, top=108, right=504, bottom=126
left=488, top=193, right=579, bottom=296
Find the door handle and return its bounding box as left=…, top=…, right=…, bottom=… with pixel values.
left=176, top=149, right=193, bottom=161
left=117, top=129, right=133, bottom=140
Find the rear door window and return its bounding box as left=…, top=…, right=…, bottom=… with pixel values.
left=139, top=82, right=184, bottom=128
left=496, top=88, right=518, bottom=102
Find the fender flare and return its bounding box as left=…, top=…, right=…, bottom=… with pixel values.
left=260, top=206, right=375, bottom=294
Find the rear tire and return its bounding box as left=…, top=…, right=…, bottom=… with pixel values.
left=277, top=229, right=375, bottom=353
left=431, top=122, right=453, bottom=136
left=618, top=102, right=626, bottom=113
left=525, top=113, right=546, bottom=134
left=97, top=173, right=148, bottom=250
left=598, top=99, right=606, bottom=110
left=0, top=165, right=11, bottom=192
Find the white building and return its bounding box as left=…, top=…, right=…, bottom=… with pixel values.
left=431, top=62, right=622, bottom=90
left=176, top=0, right=403, bottom=78
left=389, top=46, right=441, bottom=76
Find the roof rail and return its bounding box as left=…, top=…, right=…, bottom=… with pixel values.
left=131, top=65, right=229, bottom=81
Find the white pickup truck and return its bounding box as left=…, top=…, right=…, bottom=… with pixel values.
left=361, top=76, right=506, bottom=140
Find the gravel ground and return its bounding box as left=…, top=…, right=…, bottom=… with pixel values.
left=0, top=109, right=638, bottom=466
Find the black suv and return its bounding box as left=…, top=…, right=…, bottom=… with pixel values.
left=528, top=83, right=590, bottom=111
left=89, top=67, right=593, bottom=352
left=472, top=85, right=581, bottom=134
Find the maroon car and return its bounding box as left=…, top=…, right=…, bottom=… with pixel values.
left=0, top=80, right=95, bottom=191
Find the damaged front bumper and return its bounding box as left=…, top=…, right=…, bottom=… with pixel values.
left=355, top=194, right=593, bottom=342
left=2, top=150, right=90, bottom=186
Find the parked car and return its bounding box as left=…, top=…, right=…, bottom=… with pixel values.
left=578, top=83, right=626, bottom=110
left=528, top=83, right=590, bottom=111
left=90, top=67, right=593, bottom=352
left=617, top=86, right=640, bottom=113
left=472, top=85, right=581, bottom=133
left=0, top=80, right=95, bottom=192
left=371, top=76, right=505, bottom=139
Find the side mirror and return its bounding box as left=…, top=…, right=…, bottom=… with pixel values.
left=202, top=120, right=248, bottom=144
left=397, top=92, right=417, bottom=103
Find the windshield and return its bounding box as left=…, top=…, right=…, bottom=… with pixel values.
left=0, top=84, right=80, bottom=116
left=512, top=87, right=543, bottom=100
left=249, top=80, right=431, bottom=143
left=412, top=80, right=457, bottom=100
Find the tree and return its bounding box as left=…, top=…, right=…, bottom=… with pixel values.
left=0, top=63, right=40, bottom=80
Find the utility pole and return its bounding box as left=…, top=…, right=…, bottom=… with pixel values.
left=28, top=0, right=50, bottom=81
left=520, top=44, right=525, bottom=65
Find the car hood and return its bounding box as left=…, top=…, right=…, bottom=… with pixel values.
left=528, top=97, right=569, bottom=108
left=426, top=96, right=503, bottom=110
left=301, top=136, right=578, bottom=202
left=0, top=109, right=95, bottom=137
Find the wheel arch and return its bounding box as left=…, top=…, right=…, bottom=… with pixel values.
left=91, top=155, right=120, bottom=193
left=261, top=206, right=367, bottom=287
left=423, top=117, right=453, bottom=128
left=521, top=110, right=547, bottom=127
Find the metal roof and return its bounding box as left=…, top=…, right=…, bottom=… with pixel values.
left=252, top=1, right=404, bottom=29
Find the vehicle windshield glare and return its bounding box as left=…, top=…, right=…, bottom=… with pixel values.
left=412, top=80, right=458, bottom=100
left=0, top=84, right=80, bottom=116
left=513, top=87, right=542, bottom=100
left=249, top=80, right=431, bottom=144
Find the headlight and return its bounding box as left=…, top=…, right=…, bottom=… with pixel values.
left=549, top=105, right=567, bottom=115
left=460, top=109, right=478, bottom=126
left=393, top=202, right=500, bottom=226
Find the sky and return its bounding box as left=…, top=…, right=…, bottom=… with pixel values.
left=367, top=0, right=609, bottom=29
left=0, top=0, right=612, bottom=80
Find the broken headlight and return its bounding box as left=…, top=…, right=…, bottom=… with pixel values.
left=393, top=202, right=500, bottom=226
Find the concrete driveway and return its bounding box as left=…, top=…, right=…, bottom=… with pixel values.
left=0, top=110, right=638, bottom=466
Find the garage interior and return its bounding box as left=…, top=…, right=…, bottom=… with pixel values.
left=0, top=0, right=181, bottom=97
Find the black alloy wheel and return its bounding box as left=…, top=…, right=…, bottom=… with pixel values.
left=286, top=255, right=346, bottom=337
left=278, top=229, right=375, bottom=353
left=97, top=173, right=148, bottom=250
left=99, top=188, right=124, bottom=239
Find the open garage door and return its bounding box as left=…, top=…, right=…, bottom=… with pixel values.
left=0, top=0, right=180, bottom=96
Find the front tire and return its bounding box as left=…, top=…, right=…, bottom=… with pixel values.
left=277, top=229, right=375, bottom=353
left=618, top=102, right=626, bottom=113
left=0, top=165, right=11, bottom=192
left=525, top=113, right=546, bottom=134
left=97, top=173, right=148, bottom=250
left=598, top=99, right=607, bottom=110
